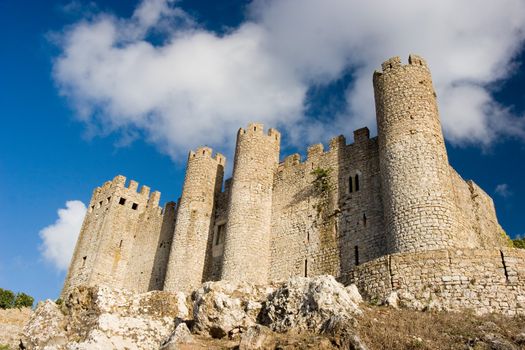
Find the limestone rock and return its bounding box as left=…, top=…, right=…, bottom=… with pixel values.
left=23, top=300, right=68, bottom=350
left=384, top=291, right=399, bottom=309
left=192, top=280, right=274, bottom=338
left=239, top=325, right=277, bottom=350
left=260, top=275, right=362, bottom=334
left=160, top=323, right=194, bottom=350
left=23, top=286, right=188, bottom=350
left=0, top=307, right=32, bottom=349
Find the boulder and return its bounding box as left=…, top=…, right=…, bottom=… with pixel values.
left=23, top=286, right=188, bottom=350
left=260, top=275, right=362, bottom=334
left=192, top=280, right=274, bottom=338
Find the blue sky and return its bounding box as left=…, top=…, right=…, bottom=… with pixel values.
left=1, top=0, right=524, bottom=303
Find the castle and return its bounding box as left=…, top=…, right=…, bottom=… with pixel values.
left=62, top=55, right=525, bottom=315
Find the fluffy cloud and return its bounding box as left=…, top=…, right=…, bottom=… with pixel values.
left=39, top=200, right=87, bottom=272
left=53, top=0, right=525, bottom=159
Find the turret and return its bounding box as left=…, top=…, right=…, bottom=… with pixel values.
left=163, top=147, right=225, bottom=292
left=221, top=123, right=280, bottom=284
left=373, top=55, right=460, bottom=253
left=61, top=175, right=162, bottom=297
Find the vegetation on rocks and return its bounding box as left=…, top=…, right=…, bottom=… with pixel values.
left=513, top=237, right=525, bottom=249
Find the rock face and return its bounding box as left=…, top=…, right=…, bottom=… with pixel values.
left=260, top=276, right=362, bottom=333
left=0, top=307, right=32, bottom=349
left=22, top=276, right=363, bottom=350
left=23, top=286, right=188, bottom=350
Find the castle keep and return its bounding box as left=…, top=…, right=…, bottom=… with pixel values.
left=63, top=55, right=525, bottom=315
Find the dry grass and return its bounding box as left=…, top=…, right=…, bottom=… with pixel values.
left=356, top=305, right=525, bottom=350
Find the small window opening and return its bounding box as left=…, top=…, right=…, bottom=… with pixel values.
left=349, top=177, right=353, bottom=193
left=304, top=259, right=308, bottom=277
left=363, top=213, right=367, bottom=227
left=107, top=196, right=111, bottom=203
left=119, top=197, right=126, bottom=205
left=215, top=224, right=226, bottom=245
left=354, top=246, right=359, bottom=266
left=203, top=150, right=206, bottom=155
left=119, top=240, right=123, bottom=248
left=99, top=201, right=103, bottom=207
left=254, top=126, right=257, bottom=131
left=90, top=205, right=95, bottom=211
left=132, top=203, right=138, bottom=210
left=355, top=174, right=360, bottom=191
left=307, top=231, right=310, bottom=243
left=82, top=256, right=87, bottom=267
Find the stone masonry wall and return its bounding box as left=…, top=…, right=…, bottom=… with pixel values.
left=342, top=248, right=525, bottom=315
left=269, top=128, right=386, bottom=282
left=450, top=168, right=509, bottom=249
left=374, top=55, right=461, bottom=254
left=221, top=123, right=280, bottom=284
left=62, top=176, right=164, bottom=297
left=163, top=147, right=225, bottom=293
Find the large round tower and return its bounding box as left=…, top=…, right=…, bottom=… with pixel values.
left=374, top=55, right=460, bottom=254
left=164, top=147, right=225, bottom=292
left=221, top=123, right=280, bottom=284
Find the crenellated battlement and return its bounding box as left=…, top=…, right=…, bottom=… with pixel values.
left=188, top=146, right=226, bottom=165
left=375, top=54, right=429, bottom=76
left=238, top=122, right=281, bottom=143
left=89, top=175, right=162, bottom=214
left=277, top=129, right=371, bottom=172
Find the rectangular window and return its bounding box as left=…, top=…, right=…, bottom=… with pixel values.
left=354, top=246, right=359, bottom=266
left=119, top=197, right=126, bottom=205
left=132, top=203, right=138, bottom=210
left=215, top=224, right=226, bottom=245
left=304, top=259, right=308, bottom=277
left=82, top=256, right=87, bottom=267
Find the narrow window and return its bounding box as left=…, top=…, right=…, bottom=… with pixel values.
left=355, top=174, right=360, bottom=191
left=363, top=213, right=367, bottom=227
left=90, top=205, right=94, bottom=212
left=132, top=203, right=138, bottom=210
left=354, top=246, right=359, bottom=266
left=107, top=196, right=111, bottom=203
left=119, top=197, right=126, bottom=205
left=99, top=201, right=103, bottom=207
left=203, top=150, right=206, bottom=155
left=304, top=259, right=308, bottom=277
left=215, top=224, right=226, bottom=245
left=349, top=176, right=353, bottom=193
left=119, top=240, right=123, bottom=248
left=82, top=256, right=87, bottom=267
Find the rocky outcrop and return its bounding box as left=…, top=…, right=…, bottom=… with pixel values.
left=22, top=276, right=364, bottom=349
left=0, top=307, right=32, bottom=349
left=23, top=286, right=188, bottom=350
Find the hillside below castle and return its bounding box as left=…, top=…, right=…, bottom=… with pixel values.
left=61, top=55, right=525, bottom=317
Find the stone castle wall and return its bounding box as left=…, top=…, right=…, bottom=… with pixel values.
left=341, top=248, right=525, bottom=315
left=221, top=123, right=281, bottom=284
left=62, top=176, right=170, bottom=297
left=62, top=54, right=520, bottom=316
left=374, top=55, right=461, bottom=254
left=163, top=147, right=225, bottom=293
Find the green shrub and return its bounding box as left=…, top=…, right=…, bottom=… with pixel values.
left=0, top=288, right=15, bottom=309
left=14, top=292, right=34, bottom=308
left=513, top=238, right=525, bottom=249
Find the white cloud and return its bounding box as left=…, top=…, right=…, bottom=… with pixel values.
left=53, top=0, right=525, bottom=159
left=495, top=183, right=512, bottom=198
left=39, top=201, right=87, bottom=272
